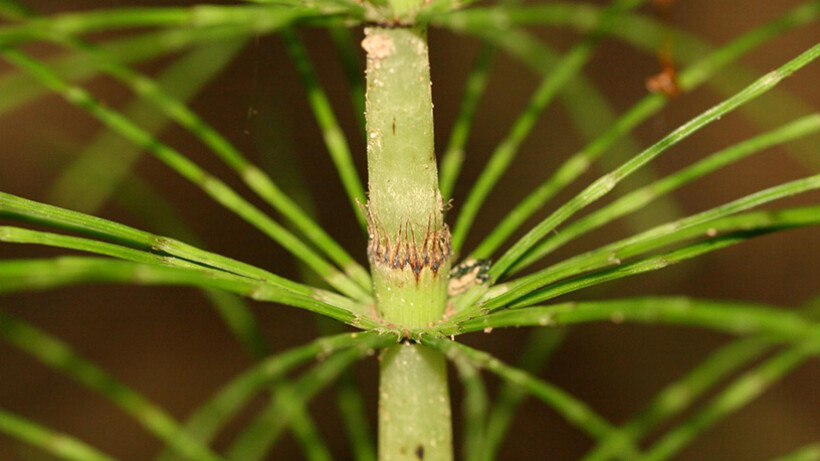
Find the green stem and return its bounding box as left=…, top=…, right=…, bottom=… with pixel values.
left=362, top=18, right=453, bottom=461
left=364, top=25, right=449, bottom=327
left=379, top=343, right=453, bottom=461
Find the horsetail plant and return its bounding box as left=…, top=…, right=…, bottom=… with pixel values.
left=0, top=0, right=819, bottom=460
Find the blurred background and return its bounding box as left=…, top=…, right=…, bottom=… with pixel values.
left=0, top=0, right=818, bottom=459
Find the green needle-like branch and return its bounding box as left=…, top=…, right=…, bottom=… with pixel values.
left=450, top=26, right=681, bottom=241
left=153, top=331, right=396, bottom=461
left=48, top=38, right=247, bottom=213
left=580, top=337, right=771, bottom=461
left=504, top=224, right=818, bottom=310
left=509, top=114, right=820, bottom=274
left=0, top=257, right=375, bottom=327
left=768, top=444, right=820, bottom=461
left=438, top=45, right=495, bottom=202
left=423, top=337, right=641, bottom=455
left=0, top=226, right=200, bottom=268
left=465, top=2, right=820, bottom=260
left=438, top=1, right=820, bottom=171
left=452, top=354, right=489, bottom=461
left=42, top=28, right=372, bottom=290
left=0, top=5, right=349, bottom=47
left=0, top=191, right=361, bottom=312
left=0, top=311, right=225, bottom=461
left=290, top=410, right=334, bottom=461
left=450, top=0, right=645, bottom=254
left=1, top=48, right=370, bottom=301
left=335, top=370, right=378, bottom=461
left=640, top=341, right=820, bottom=461
left=490, top=42, right=820, bottom=280
left=328, top=26, right=368, bottom=138
left=445, top=297, right=820, bottom=347
left=0, top=407, right=118, bottom=461
left=481, top=328, right=567, bottom=460
left=481, top=187, right=820, bottom=314
left=0, top=27, right=250, bottom=116
left=281, top=27, right=369, bottom=230
left=582, top=302, right=820, bottom=461
left=224, top=348, right=364, bottom=461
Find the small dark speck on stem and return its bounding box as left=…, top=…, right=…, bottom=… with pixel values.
left=415, top=444, right=425, bottom=459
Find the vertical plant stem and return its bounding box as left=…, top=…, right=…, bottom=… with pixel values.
left=379, top=344, right=453, bottom=461
left=362, top=7, right=453, bottom=459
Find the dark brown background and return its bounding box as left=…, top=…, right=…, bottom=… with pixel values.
left=1, top=0, right=819, bottom=459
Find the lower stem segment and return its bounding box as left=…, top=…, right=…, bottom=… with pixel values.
left=379, top=343, right=452, bottom=461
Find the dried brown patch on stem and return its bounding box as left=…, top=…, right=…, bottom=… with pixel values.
left=364, top=206, right=451, bottom=278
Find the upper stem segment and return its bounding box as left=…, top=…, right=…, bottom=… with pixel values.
left=363, top=25, right=450, bottom=329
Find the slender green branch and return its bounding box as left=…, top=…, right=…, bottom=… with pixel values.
left=0, top=5, right=349, bottom=46
left=0, top=226, right=272, bottom=357
left=417, top=0, right=488, bottom=22
left=15, top=30, right=296, bottom=448
left=454, top=176, right=820, bottom=314
left=0, top=311, right=225, bottom=461
left=281, top=27, right=368, bottom=230
left=505, top=226, right=815, bottom=309
left=482, top=186, right=820, bottom=314
left=106, top=177, right=271, bottom=358
left=328, top=26, right=367, bottom=137
left=0, top=408, right=118, bottom=461
left=40, top=29, right=371, bottom=290
left=640, top=342, right=820, bottom=461
left=204, top=289, right=270, bottom=359
left=153, top=332, right=394, bottom=461
left=442, top=1, right=820, bottom=170
left=460, top=27, right=680, bottom=247
left=452, top=354, right=489, bottom=461
left=423, top=337, right=640, bottom=455
left=490, top=43, right=820, bottom=280
left=482, top=328, right=566, bottom=461
left=22, top=23, right=269, bottom=363
left=335, top=371, right=377, bottom=461
left=585, top=298, right=820, bottom=461
left=431, top=1, right=819, bottom=32
left=580, top=337, right=771, bottom=461
left=0, top=191, right=359, bottom=311
left=239, top=0, right=363, bottom=12
left=768, top=444, right=820, bottom=461
left=289, top=410, right=334, bottom=461
left=445, top=298, right=820, bottom=346
left=224, top=348, right=363, bottom=461
left=455, top=1, right=820, bottom=260
left=0, top=226, right=197, bottom=268
left=510, top=114, right=820, bottom=273
left=516, top=236, right=745, bottom=305
left=0, top=27, right=251, bottom=117
left=250, top=103, right=376, bottom=461
left=48, top=39, right=246, bottom=212
left=112, top=177, right=332, bottom=461
left=450, top=0, right=645, bottom=255
left=0, top=257, right=375, bottom=327
left=1, top=48, right=370, bottom=301
left=438, top=45, right=495, bottom=202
